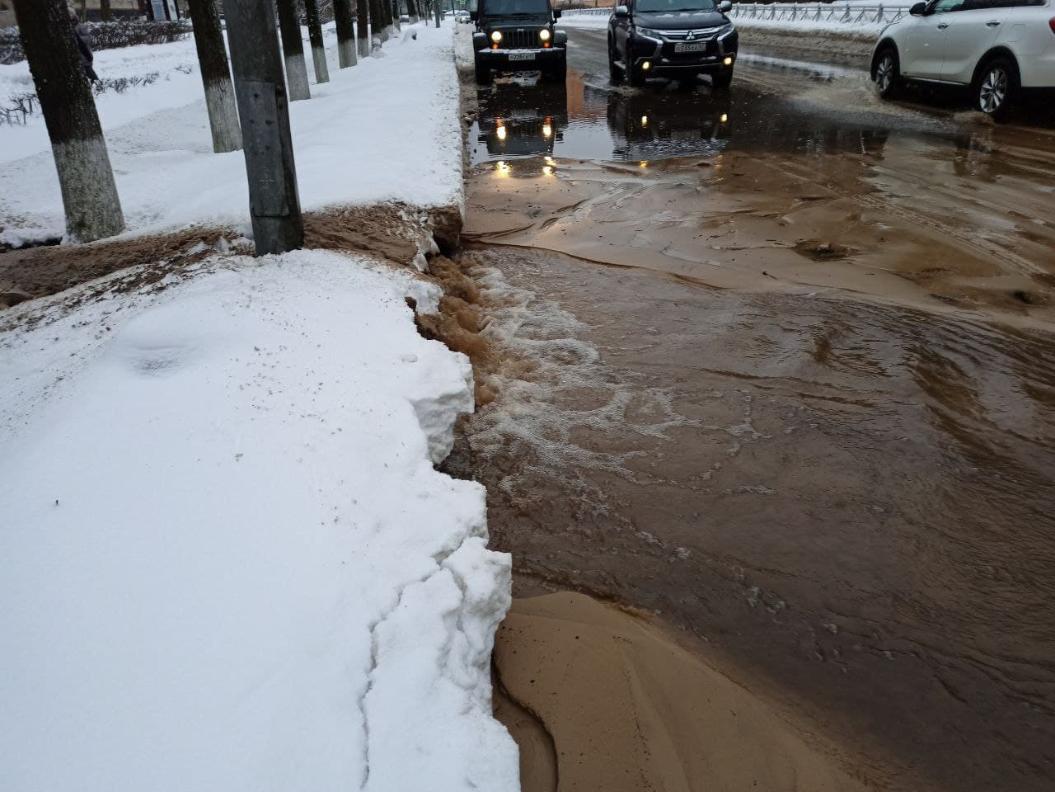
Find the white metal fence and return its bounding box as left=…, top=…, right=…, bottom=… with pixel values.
left=729, top=4, right=913, bottom=25
left=562, top=4, right=916, bottom=27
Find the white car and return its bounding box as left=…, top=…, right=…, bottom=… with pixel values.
left=871, top=0, right=1055, bottom=117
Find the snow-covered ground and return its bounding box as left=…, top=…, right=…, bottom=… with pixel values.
left=0, top=20, right=521, bottom=792
left=0, top=21, right=462, bottom=240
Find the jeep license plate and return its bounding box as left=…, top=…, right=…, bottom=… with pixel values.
left=674, top=42, right=707, bottom=53
left=508, top=52, right=536, bottom=61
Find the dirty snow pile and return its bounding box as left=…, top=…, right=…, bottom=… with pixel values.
left=0, top=20, right=462, bottom=240
left=0, top=249, right=519, bottom=791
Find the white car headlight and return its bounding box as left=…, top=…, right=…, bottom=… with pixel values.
left=635, top=26, right=665, bottom=40
left=539, top=28, right=551, bottom=42
left=490, top=30, right=503, bottom=43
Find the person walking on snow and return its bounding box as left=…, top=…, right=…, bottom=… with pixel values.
left=68, top=6, right=98, bottom=83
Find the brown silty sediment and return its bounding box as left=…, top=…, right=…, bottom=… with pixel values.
left=0, top=202, right=465, bottom=309
left=462, top=150, right=1055, bottom=329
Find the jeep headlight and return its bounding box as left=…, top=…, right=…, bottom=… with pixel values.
left=539, top=28, right=551, bottom=42
left=635, top=26, right=664, bottom=40
left=490, top=30, right=503, bottom=43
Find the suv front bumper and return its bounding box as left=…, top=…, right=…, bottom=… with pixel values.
left=476, top=46, right=567, bottom=71
left=630, top=30, right=738, bottom=76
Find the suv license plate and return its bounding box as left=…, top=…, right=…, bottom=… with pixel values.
left=674, top=42, right=707, bottom=53
left=508, top=52, right=536, bottom=61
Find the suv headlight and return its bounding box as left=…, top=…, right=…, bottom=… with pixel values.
left=539, top=28, right=551, bottom=42
left=490, top=30, right=503, bottom=43
left=635, top=26, right=665, bottom=40
left=716, top=22, right=734, bottom=37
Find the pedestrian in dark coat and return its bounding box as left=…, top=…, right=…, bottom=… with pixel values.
left=68, top=6, right=98, bottom=83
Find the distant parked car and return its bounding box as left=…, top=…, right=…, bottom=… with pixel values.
left=871, top=0, right=1055, bottom=118
left=607, top=0, right=739, bottom=89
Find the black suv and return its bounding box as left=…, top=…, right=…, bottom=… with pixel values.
left=471, top=0, right=568, bottom=84
left=608, top=0, right=738, bottom=88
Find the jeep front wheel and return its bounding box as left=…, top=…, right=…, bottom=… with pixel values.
left=543, top=53, right=567, bottom=83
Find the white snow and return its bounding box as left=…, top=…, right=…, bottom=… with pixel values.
left=0, top=249, right=519, bottom=792
left=556, top=14, right=609, bottom=31
left=0, top=21, right=463, bottom=240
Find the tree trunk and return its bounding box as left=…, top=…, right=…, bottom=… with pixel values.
left=220, top=0, right=304, bottom=255
left=12, top=0, right=124, bottom=242
left=433, top=0, right=440, bottom=29
left=379, top=0, right=392, bottom=41
left=187, top=0, right=242, bottom=152
left=355, top=0, right=369, bottom=58
left=332, top=0, right=357, bottom=68
left=386, top=0, right=396, bottom=38
left=275, top=0, right=310, bottom=100
left=368, top=0, right=385, bottom=46
left=303, top=0, right=329, bottom=82
left=391, top=0, right=400, bottom=33
left=100, top=0, right=112, bottom=21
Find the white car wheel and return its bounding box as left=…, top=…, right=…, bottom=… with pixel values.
left=978, top=64, right=1009, bottom=115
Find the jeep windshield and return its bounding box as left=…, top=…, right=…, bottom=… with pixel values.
left=481, top=0, right=550, bottom=15
left=635, top=0, right=717, bottom=12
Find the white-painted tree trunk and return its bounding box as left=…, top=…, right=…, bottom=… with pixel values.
left=337, top=38, right=358, bottom=68
left=284, top=54, right=311, bottom=101
left=204, top=80, right=242, bottom=152
left=357, top=36, right=371, bottom=58
left=52, top=136, right=125, bottom=242
left=311, top=46, right=330, bottom=83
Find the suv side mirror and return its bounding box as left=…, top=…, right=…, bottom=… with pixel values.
left=909, top=2, right=928, bottom=15
left=719, top=0, right=732, bottom=11
left=553, top=8, right=561, bottom=17
left=614, top=4, right=630, bottom=17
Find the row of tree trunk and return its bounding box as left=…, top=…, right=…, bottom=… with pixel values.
left=13, top=0, right=413, bottom=249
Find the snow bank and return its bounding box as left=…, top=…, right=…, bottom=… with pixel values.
left=0, top=21, right=462, bottom=240
left=557, top=14, right=609, bottom=31
left=0, top=249, right=519, bottom=792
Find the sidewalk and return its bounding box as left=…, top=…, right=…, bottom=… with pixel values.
left=0, top=20, right=519, bottom=792
left=0, top=21, right=463, bottom=242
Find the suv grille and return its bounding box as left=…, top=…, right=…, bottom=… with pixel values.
left=658, top=28, right=721, bottom=41
left=498, top=28, right=539, bottom=49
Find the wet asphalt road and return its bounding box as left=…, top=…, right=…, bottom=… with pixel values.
left=459, top=25, right=1055, bottom=792
left=469, top=26, right=1055, bottom=166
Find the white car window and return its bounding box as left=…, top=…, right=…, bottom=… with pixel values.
left=932, top=0, right=966, bottom=11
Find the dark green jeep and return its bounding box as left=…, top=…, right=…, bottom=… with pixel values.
left=471, top=0, right=568, bottom=84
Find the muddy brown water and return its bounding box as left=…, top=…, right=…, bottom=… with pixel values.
left=457, top=36, right=1055, bottom=792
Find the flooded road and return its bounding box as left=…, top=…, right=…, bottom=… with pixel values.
left=456, top=27, right=1055, bottom=792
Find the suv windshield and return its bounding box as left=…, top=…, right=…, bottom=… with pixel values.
left=481, top=0, right=550, bottom=14
left=635, top=0, right=717, bottom=12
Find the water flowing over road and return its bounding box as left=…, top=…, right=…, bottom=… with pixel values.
left=454, top=26, right=1055, bottom=792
